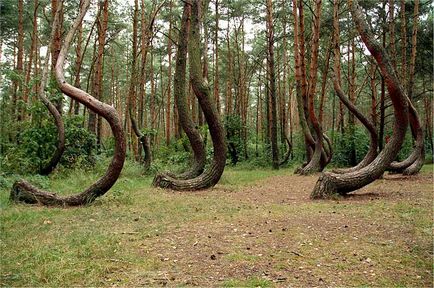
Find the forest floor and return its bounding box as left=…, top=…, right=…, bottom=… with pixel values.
left=1, top=163, right=433, bottom=287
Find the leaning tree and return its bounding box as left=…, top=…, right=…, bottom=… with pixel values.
left=10, top=0, right=126, bottom=206
left=311, top=0, right=409, bottom=199
left=387, top=0, right=424, bottom=176
left=330, top=0, right=378, bottom=174
left=153, top=0, right=226, bottom=190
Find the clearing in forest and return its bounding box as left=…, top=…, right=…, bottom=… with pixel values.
left=1, top=165, right=433, bottom=287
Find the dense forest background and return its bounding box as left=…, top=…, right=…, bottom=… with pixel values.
left=0, top=0, right=432, bottom=176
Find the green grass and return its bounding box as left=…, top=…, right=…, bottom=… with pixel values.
left=0, top=162, right=432, bottom=286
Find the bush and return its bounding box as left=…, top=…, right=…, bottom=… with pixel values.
left=0, top=112, right=96, bottom=174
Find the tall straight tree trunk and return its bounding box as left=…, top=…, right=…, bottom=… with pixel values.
left=36, top=1, right=65, bottom=176
left=88, top=0, right=108, bottom=137
left=128, top=0, right=139, bottom=160
left=73, top=1, right=84, bottom=115
left=311, top=0, right=409, bottom=199
left=400, top=0, right=407, bottom=90
left=266, top=0, right=279, bottom=169
left=166, top=0, right=173, bottom=145
left=11, top=0, right=126, bottom=206
left=153, top=0, right=226, bottom=191
left=13, top=0, right=24, bottom=122
left=23, top=0, right=39, bottom=120
left=378, top=1, right=387, bottom=150
left=213, top=0, right=220, bottom=113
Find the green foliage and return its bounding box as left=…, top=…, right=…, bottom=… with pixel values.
left=225, top=115, right=244, bottom=165
left=0, top=110, right=96, bottom=174
left=331, top=127, right=370, bottom=167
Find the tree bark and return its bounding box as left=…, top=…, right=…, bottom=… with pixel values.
left=298, top=0, right=324, bottom=175
left=266, top=0, right=279, bottom=169
left=388, top=102, right=424, bottom=174
left=38, top=2, right=65, bottom=176
left=11, top=0, right=126, bottom=207
left=311, top=0, right=409, bottom=199
left=88, top=0, right=108, bottom=137
left=128, top=0, right=139, bottom=160
left=50, top=0, right=64, bottom=114
left=153, top=2, right=206, bottom=181
left=331, top=72, right=378, bottom=174
left=292, top=0, right=314, bottom=172
left=153, top=0, right=226, bottom=191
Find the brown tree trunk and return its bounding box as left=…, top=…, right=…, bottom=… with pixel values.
left=389, top=0, right=424, bottom=175
left=266, top=0, right=279, bottom=170
left=166, top=0, right=173, bottom=145
left=130, top=110, right=152, bottom=171
left=128, top=0, right=139, bottom=160
left=11, top=0, right=126, bottom=206
left=51, top=0, right=63, bottom=114
left=38, top=2, right=65, bottom=176
left=292, top=0, right=314, bottom=172
left=331, top=72, right=378, bottom=174
left=12, top=0, right=24, bottom=122
left=213, top=0, right=220, bottom=114
left=73, top=0, right=84, bottom=115
left=298, top=0, right=324, bottom=175
left=153, top=0, right=226, bottom=191
left=311, top=0, right=409, bottom=199
left=88, top=0, right=108, bottom=137
left=23, top=0, right=39, bottom=120
left=153, top=1, right=206, bottom=181
left=400, top=0, right=407, bottom=90
left=388, top=102, right=424, bottom=174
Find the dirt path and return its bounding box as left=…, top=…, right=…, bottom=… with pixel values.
left=127, top=172, right=433, bottom=287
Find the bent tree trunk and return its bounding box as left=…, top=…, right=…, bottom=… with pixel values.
left=153, top=2, right=206, bottom=181
left=37, top=3, right=65, bottom=176
left=130, top=112, right=152, bottom=172
left=153, top=0, right=226, bottom=190
left=388, top=102, right=424, bottom=175
left=298, top=0, right=324, bottom=175
left=279, top=131, right=292, bottom=166
left=10, top=0, right=126, bottom=206
left=310, top=0, right=408, bottom=199
left=331, top=71, right=378, bottom=173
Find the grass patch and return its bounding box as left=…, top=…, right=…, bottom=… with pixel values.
left=0, top=161, right=432, bottom=286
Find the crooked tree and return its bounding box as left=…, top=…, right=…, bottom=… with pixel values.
left=153, top=0, right=226, bottom=190
left=311, top=0, right=409, bottom=199
left=10, top=0, right=126, bottom=206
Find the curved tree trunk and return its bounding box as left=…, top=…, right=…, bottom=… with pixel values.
left=310, top=0, right=409, bottom=199
left=292, top=0, right=314, bottom=172
left=153, top=0, right=226, bottom=191
left=153, top=2, right=206, bottom=181
left=130, top=111, right=152, bottom=172
left=298, top=0, right=323, bottom=175
left=331, top=71, right=378, bottom=174
left=10, top=0, right=126, bottom=206
left=37, top=3, right=65, bottom=176
left=388, top=102, right=424, bottom=174
left=279, top=132, right=292, bottom=166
